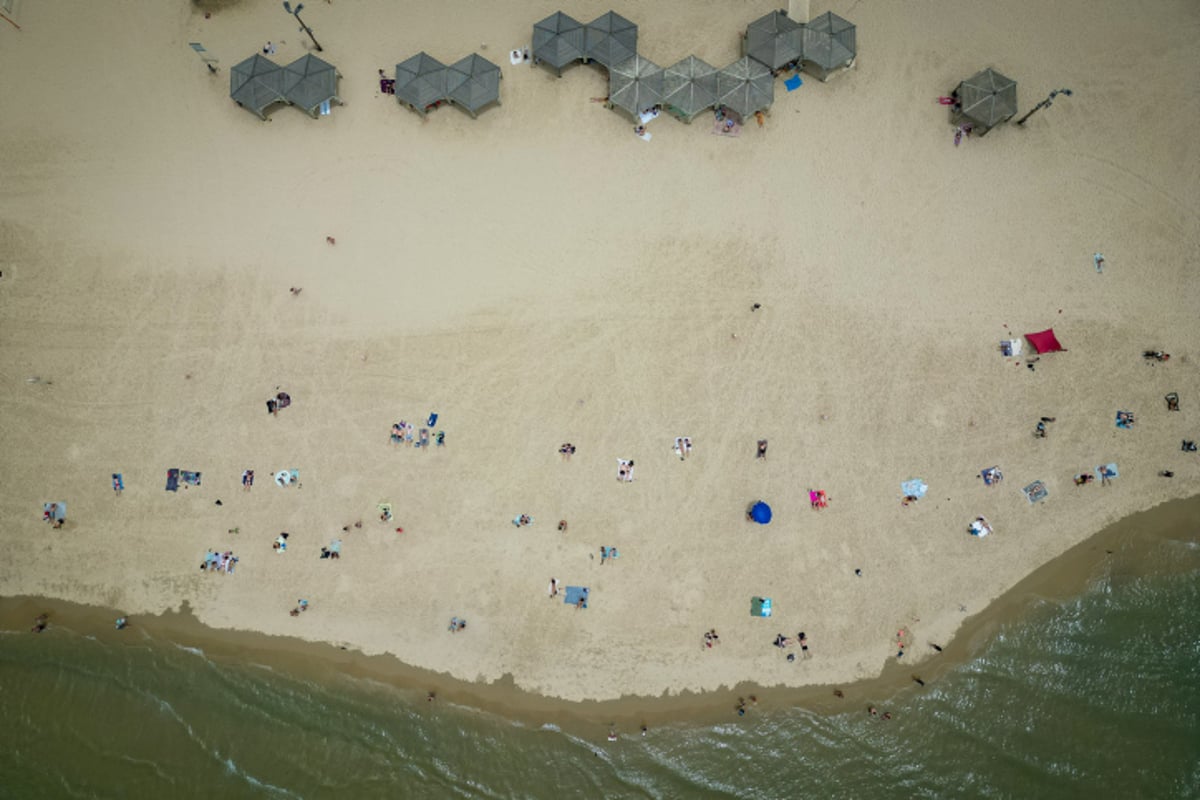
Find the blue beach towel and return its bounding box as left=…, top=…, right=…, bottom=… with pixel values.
left=751, top=596, right=772, bottom=617
left=901, top=479, right=928, bottom=499
left=43, top=502, right=67, bottom=521
left=563, top=586, right=589, bottom=607
left=427, top=412, right=438, bottom=427
left=1023, top=480, right=1049, bottom=504
left=166, top=469, right=179, bottom=492
left=784, top=74, right=803, bottom=92
left=112, top=473, right=124, bottom=491
left=181, top=471, right=202, bottom=486
left=1095, top=463, right=1119, bottom=481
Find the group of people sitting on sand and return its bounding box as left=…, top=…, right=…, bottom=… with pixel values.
left=773, top=632, right=810, bottom=661
left=201, top=549, right=239, bottom=574
left=390, top=421, right=443, bottom=449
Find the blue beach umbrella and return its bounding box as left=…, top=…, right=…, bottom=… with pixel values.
left=749, top=501, right=772, bottom=524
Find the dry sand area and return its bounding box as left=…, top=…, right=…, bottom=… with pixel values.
left=0, top=0, right=1198, bottom=703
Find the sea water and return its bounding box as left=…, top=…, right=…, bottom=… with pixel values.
left=1, top=540, right=1197, bottom=799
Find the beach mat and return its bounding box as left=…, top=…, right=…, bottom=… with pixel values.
left=1095, top=463, right=1119, bottom=481
left=784, top=74, right=802, bottom=91
left=1023, top=480, right=1049, bottom=504
left=563, top=586, right=589, bottom=607
left=42, top=502, right=66, bottom=520
left=751, top=596, right=772, bottom=617
left=181, top=471, right=201, bottom=487
left=165, top=469, right=179, bottom=492
left=901, top=478, right=928, bottom=498
left=112, top=473, right=124, bottom=491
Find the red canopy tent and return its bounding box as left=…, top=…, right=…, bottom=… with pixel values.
left=1025, top=328, right=1064, bottom=354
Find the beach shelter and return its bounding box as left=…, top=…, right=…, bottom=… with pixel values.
left=282, top=54, right=342, bottom=118
left=608, top=55, right=664, bottom=119
left=800, top=11, right=857, bottom=81
left=532, top=11, right=585, bottom=76
left=955, top=67, right=1017, bottom=134
left=230, top=54, right=287, bottom=120
left=716, top=57, right=774, bottom=118
left=446, top=53, right=502, bottom=118
left=749, top=500, right=772, bottom=524
left=395, top=52, right=448, bottom=117
left=1025, top=328, right=1064, bottom=354
left=662, top=55, right=719, bottom=122
left=743, top=10, right=803, bottom=71
left=584, top=10, right=638, bottom=69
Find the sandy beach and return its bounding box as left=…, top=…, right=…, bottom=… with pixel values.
left=0, top=0, right=1197, bottom=706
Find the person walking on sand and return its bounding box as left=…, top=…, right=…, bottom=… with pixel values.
left=756, top=440, right=768, bottom=459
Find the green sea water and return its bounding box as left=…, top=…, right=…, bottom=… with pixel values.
left=1, top=536, right=1197, bottom=799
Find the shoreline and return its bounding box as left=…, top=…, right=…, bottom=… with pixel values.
left=5, top=492, right=1197, bottom=734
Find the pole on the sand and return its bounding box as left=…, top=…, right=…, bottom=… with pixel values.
left=283, top=1, right=323, bottom=53
left=188, top=42, right=219, bottom=74
left=1016, top=88, right=1073, bottom=126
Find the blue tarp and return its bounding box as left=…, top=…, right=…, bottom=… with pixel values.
left=564, top=586, right=589, bottom=608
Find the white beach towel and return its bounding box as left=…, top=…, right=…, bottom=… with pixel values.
left=509, top=49, right=523, bottom=65
left=639, top=108, right=660, bottom=125
left=638, top=131, right=652, bottom=141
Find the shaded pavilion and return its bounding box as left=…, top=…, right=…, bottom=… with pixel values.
left=716, top=56, right=774, bottom=117
left=282, top=54, right=342, bottom=118
left=395, top=52, right=448, bottom=117
left=532, top=11, right=585, bottom=76
left=800, top=11, right=857, bottom=81
left=446, top=53, right=502, bottom=118
left=743, top=10, right=802, bottom=71
left=608, top=55, right=664, bottom=119
left=230, top=54, right=287, bottom=120
left=583, top=11, right=637, bottom=69
left=662, top=55, right=718, bottom=122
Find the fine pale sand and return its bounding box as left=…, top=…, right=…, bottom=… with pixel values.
left=0, top=0, right=1197, bottom=704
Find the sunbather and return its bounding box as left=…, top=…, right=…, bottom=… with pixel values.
left=1074, top=473, right=1095, bottom=486
left=390, top=424, right=404, bottom=445
left=1182, top=440, right=1197, bottom=452
left=1166, top=393, right=1180, bottom=411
